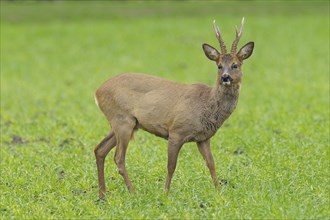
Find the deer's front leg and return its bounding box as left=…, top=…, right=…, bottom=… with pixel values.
left=165, top=136, right=184, bottom=192
left=197, top=139, right=220, bottom=189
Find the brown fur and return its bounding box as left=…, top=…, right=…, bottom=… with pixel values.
left=94, top=22, right=254, bottom=199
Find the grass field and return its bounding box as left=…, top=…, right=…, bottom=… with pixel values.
left=1, top=1, right=329, bottom=219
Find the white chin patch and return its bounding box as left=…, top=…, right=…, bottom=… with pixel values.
left=222, top=81, right=231, bottom=85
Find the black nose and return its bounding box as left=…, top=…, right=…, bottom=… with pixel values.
left=221, top=75, right=230, bottom=82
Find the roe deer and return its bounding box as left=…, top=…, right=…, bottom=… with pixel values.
left=94, top=18, right=254, bottom=199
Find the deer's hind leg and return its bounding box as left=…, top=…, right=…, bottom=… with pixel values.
left=95, top=131, right=117, bottom=200
left=112, top=116, right=137, bottom=193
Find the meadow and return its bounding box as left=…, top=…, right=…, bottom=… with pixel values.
left=1, top=1, right=329, bottom=219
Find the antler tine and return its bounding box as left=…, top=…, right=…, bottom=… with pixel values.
left=213, top=20, right=227, bottom=54
left=231, top=17, right=245, bottom=53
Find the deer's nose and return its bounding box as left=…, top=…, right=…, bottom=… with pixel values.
left=221, top=74, right=230, bottom=82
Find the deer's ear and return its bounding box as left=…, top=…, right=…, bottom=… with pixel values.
left=202, top=44, right=220, bottom=61
left=237, top=42, right=254, bottom=60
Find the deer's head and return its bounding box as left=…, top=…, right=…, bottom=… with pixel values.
left=202, top=18, right=254, bottom=86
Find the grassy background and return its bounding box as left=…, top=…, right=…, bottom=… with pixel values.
left=1, top=1, right=329, bottom=219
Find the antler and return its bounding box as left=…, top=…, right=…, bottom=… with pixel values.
left=213, top=20, right=227, bottom=54
left=231, top=17, right=245, bottom=53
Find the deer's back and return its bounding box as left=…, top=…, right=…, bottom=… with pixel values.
left=96, top=73, right=184, bottom=111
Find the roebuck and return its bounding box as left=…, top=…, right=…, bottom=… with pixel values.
left=94, top=18, right=254, bottom=199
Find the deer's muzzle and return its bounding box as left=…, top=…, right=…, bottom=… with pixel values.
left=221, top=74, right=232, bottom=85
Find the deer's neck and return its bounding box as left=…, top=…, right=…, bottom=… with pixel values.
left=200, top=82, right=240, bottom=133
left=212, top=83, right=240, bottom=110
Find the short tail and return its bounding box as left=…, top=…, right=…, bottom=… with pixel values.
left=94, top=94, right=100, bottom=108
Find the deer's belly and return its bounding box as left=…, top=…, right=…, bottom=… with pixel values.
left=138, top=123, right=169, bottom=140
left=135, top=111, right=169, bottom=139
left=183, top=129, right=217, bottom=143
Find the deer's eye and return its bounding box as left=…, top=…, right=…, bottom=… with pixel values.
left=232, top=64, right=239, bottom=69
left=218, top=65, right=223, bottom=70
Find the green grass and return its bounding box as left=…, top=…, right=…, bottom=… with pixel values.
left=1, top=1, right=329, bottom=219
